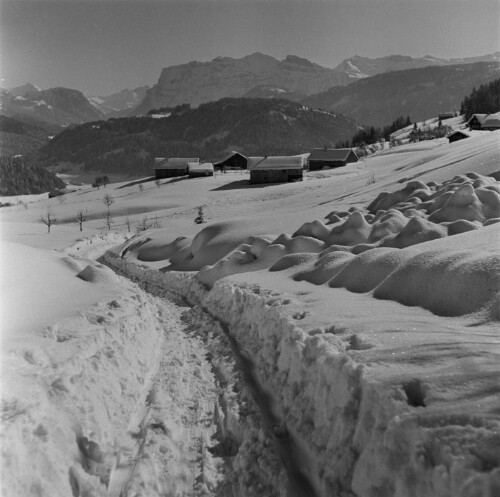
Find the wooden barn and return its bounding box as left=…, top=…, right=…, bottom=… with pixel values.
left=247, top=156, right=304, bottom=184
left=308, top=148, right=359, bottom=171
left=154, top=158, right=199, bottom=178
left=188, top=162, right=214, bottom=177
left=467, top=114, right=487, bottom=130
left=213, top=151, right=248, bottom=171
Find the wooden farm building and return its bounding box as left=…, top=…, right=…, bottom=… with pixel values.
left=481, top=112, right=500, bottom=131
left=188, top=162, right=214, bottom=177
left=213, top=151, right=248, bottom=171
left=247, top=156, right=305, bottom=184
left=467, top=114, right=488, bottom=130
left=438, top=112, right=457, bottom=121
left=154, top=158, right=199, bottom=178
left=308, top=148, right=359, bottom=171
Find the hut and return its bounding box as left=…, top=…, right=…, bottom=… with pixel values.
left=308, top=148, right=359, bottom=171
left=154, top=158, right=199, bottom=178
left=438, top=112, right=457, bottom=121
left=447, top=130, right=470, bottom=143
left=467, top=114, right=487, bottom=130
left=188, top=162, right=214, bottom=177
left=247, top=156, right=304, bottom=184
left=481, top=112, right=500, bottom=131
left=213, top=151, right=248, bottom=171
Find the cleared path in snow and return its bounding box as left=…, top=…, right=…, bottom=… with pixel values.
left=102, top=265, right=317, bottom=497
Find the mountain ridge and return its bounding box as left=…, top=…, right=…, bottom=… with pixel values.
left=303, top=61, right=500, bottom=127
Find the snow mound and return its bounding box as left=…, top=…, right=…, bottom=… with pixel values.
left=121, top=234, right=192, bottom=262
left=76, top=263, right=119, bottom=284
left=112, top=170, right=500, bottom=318
left=373, top=249, right=500, bottom=317
left=329, top=247, right=416, bottom=293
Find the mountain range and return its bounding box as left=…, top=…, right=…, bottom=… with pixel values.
left=86, top=86, right=149, bottom=116
left=1, top=51, right=499, bottom=165
left=132, top=51, right=500, bottom=114
left=0, top=87, right=104, bottom=127
left=2, top=51, right=499, bottom=128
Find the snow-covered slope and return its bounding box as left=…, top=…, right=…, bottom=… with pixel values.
left=1, top=130, right=499, bottom=496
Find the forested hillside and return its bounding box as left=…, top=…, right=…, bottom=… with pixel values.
left=0, top=116, right=53, bottom=157
left=0, top=156, right=65, bottom=195
left=460, top=78, right=500, bottom=119
left=36, top=98, right=357, bottom=175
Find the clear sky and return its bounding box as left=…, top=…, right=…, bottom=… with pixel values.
left=1, top=0, right=499, bottom=96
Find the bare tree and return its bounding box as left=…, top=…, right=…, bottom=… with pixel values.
left=125, top=217, right=132, bottom=233
left=73, top=209, right=87, bottom=231
left=103, top=193, right=114, bottom=230
left=136, top=216, right=151, bottom=232
left=41, top=210, right=56, bottom=233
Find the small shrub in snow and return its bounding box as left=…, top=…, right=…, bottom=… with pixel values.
left=136, top=216, right=152, bottom=232
left=194, top=206, right=206, bottom=224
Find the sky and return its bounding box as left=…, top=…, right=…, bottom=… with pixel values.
left=1, top=0, right=499, bottom=96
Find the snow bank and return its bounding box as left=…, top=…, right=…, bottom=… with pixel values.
left=0, top=241, right=120, bottom=338
left=1, top=284, right=167, bottom=496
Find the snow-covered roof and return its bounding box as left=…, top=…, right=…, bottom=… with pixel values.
left=154, top=158, right=199, bottom=169
left=447, top=130, right=470, bottom=139
left=247, top=156, right=305, bottom=170
left=467, top=114, right=488, bottom=124
left=481, top=112, right=500, bottom=128
left=213, top=151, right=247, bottom=166
left=308, top=148, right=357, bottom=162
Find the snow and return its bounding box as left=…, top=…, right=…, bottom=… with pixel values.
left=1, top=128, right=499, bottom=496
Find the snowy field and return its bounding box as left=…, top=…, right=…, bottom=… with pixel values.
left=0, top=131, right=499, bottom=496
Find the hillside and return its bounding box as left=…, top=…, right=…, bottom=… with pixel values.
left=0, top=156, right=65, bottom=195
left=303, top=61, right=500, bottom=127
left=37, top=98, right=358, bottom=175
left=0, top=116, right=55, bottom=157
